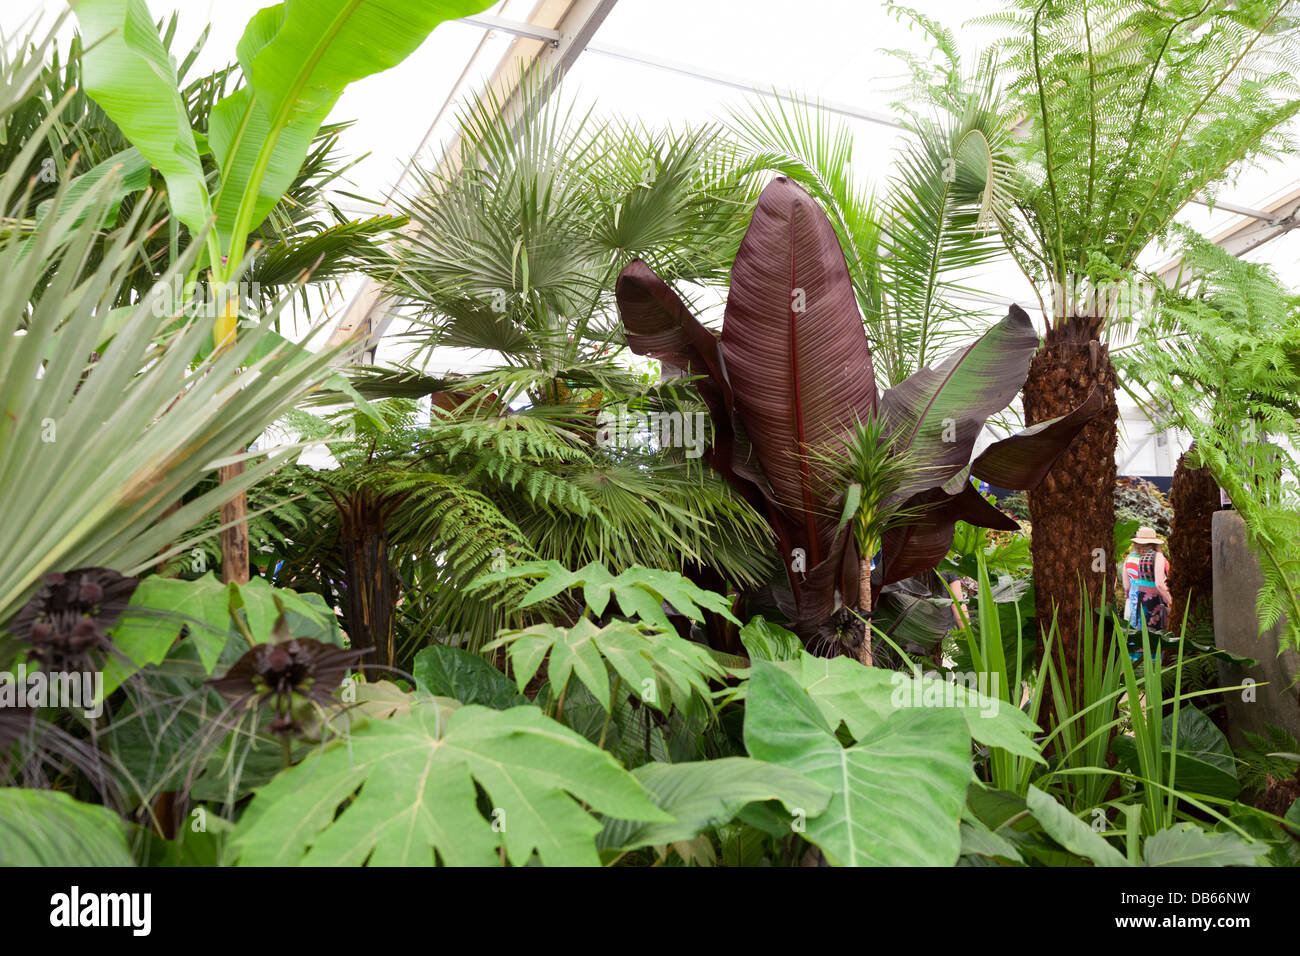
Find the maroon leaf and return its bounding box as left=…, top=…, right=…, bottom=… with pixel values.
left=879, top=483, right=1018, bottom=587
left=879, top=304, right=1039, bottom=498
left=719, top=176, right=877, bottom=577
left=614, top=259, right=766, bottom=519
left=616, top=259, right=728, bottom=388
left=971, top=386, right=1105, bottom=488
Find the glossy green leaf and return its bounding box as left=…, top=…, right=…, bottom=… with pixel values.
left=412, top=644, right=527, bottom=710
left=744, top=661, right=972, bottom=866
left=738, top=614, right=802, bottom=662
left=1025, top=785, right=1129, bottom=867
left=598, top=757, right=831, bottom=853
left=1141, top=823, right=1267, bottom=867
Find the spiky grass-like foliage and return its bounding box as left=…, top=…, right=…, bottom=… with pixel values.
left=811, top=413, right=928, bottom=576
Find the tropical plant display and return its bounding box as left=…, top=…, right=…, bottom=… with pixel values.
left=614, top=176, right=1102, bottom=658
left=0, top=0, right=1298, bottom=882
left=1120, top=235, right=1300, bottom=651
left=891, top=0, right=1300, bottom=687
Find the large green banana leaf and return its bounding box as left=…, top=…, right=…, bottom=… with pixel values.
left=75, top=0, right=213, bottom=241
left=206, top=0, right=493, bottom=267
left=75, top=0, right=494, bottom=277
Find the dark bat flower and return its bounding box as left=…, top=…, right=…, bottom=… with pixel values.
left=208, top=633, right=370, bottom=738
left=9, top=568, right=139, bottom=673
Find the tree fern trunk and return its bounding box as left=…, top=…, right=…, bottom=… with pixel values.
left=1169, top=449, right=1218, bottom=631
left=1022, top=323, right=1118, bottom=701
left=338, top=497, right=396, bottom=675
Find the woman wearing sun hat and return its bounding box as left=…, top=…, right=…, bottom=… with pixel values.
left=1127, top=527, right=1172, bottom=630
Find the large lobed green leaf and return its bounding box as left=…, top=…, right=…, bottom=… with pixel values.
left=487, top=617, right=728, bottom=716
left=229, top=699, right=669, bottom=866
left=105, top=573, right=342, bottom=697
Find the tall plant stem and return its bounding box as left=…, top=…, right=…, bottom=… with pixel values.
left=216, top=294, right=250, bottom=585
left=857, top=558, right=874, bottom=666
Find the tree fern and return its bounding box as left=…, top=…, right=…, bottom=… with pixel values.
left=1119, top=234, right=1300, bottom=650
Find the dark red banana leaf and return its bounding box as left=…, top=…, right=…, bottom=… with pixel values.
left=878, top=387, right=1104, bottom=590
left=879, top=482, right=1018, bottom=587
left=969, top=386, right=1105, bottom=487
left=613, top=258, right=795, bottom=552
left=719, top=176, right=877, bottom=579
left=614, top=178, right=1102, bottom=645
left=879, top=303, right=1039, bottom=499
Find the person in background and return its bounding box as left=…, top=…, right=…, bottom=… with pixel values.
left=1122, top=542, right=1142, bottom=626
left=1129, top=527, right=1172, bottom=631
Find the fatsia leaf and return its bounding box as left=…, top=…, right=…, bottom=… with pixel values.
left=872, top=583, right=960, bottom=650
left=486, top=618, right=727, bottom=715
left=75, top=0, right=212, bottom=238
left=597, top=757, right=832, bottom=854
left=229, top=700, right=670, bottom=866
left=0, top=789, right=134, bottom=866
left=743, top=661, right=972, bottom=866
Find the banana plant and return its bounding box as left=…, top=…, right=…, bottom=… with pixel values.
left=74, top=0, right=493, bottom=327
left=615, top=177, right=1102, bottom=655
left=72, top=0, right=495, bottom=582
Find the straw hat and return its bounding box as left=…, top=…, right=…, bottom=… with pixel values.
left=1131, top=526, right=1164, bottom=545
